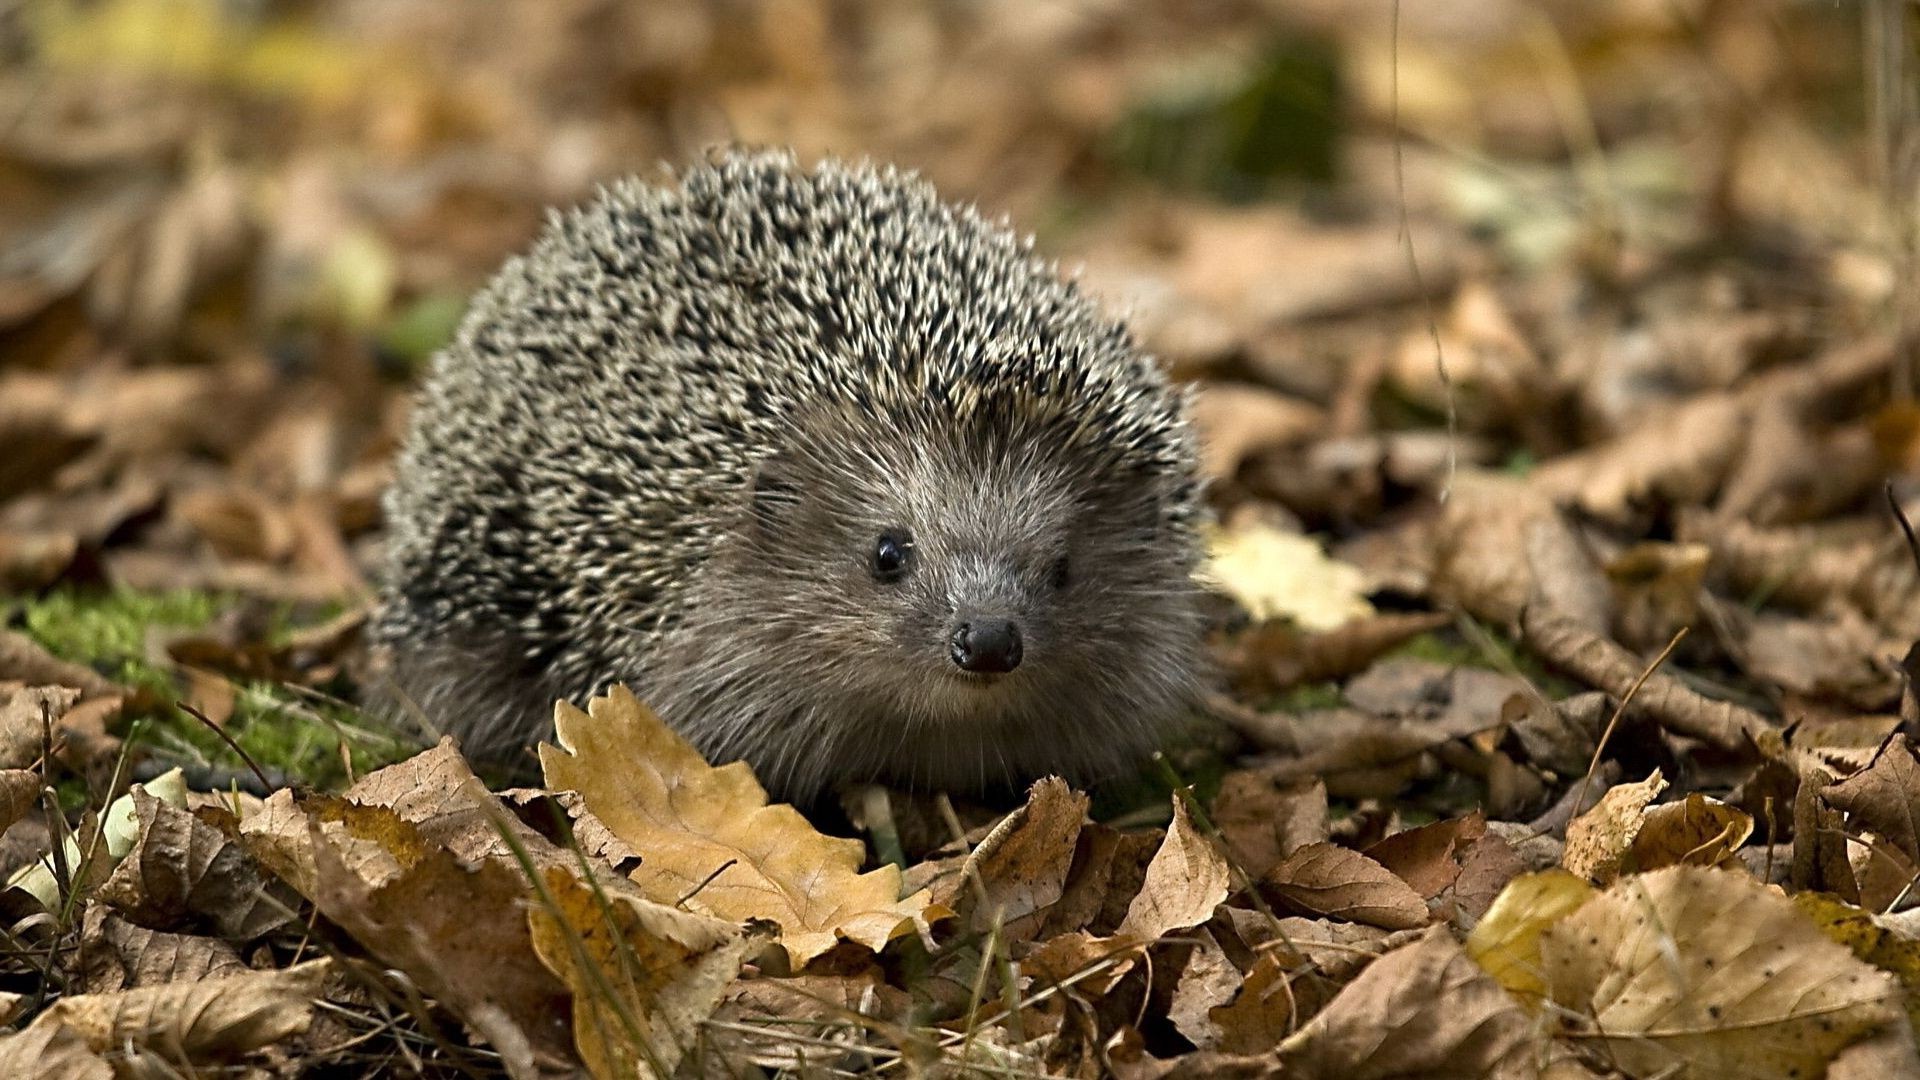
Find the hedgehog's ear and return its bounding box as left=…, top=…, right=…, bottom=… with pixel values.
left=747, top=450, right=802, bottom=534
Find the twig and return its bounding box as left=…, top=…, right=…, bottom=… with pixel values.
left=177, top=700, right=273, bottom=792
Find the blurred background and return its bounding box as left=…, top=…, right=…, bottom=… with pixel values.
left=0, top=0, right=1914, bottom=782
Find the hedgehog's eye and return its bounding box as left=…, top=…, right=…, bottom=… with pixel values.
left=872, top=531, right=913, bottom=582
left=1049, top=554, right=1071, bottom=590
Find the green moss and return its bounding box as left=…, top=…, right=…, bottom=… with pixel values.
left=21, top=587, right=219, bottom=678
left=1267, top=681, right=1345, bottom=712
left=13, top=587, right=417, bottom=790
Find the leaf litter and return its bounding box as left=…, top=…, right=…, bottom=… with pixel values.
left=3, top=0, right=1920, bottom=1076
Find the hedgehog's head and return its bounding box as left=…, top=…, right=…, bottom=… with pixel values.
left=663, top=384, right=1207, bottom=797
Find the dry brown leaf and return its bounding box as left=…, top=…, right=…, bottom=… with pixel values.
left=1521, top=608, right=1777, bottom=754
left=1276, top=925, right=1537, bottom=1079
left=0, top=769, right=40, bottom=835
left=1627, top=793, right=1753, bottom=874
left=1826, top=734, right=1920, bottom=866
left=1364, top=812, right=1486, bottom=900
left=1532, top=392, right=1748, bottom=524
left=96, top=789, right=294, bottom=940
left=1261, top=842, right=1429, bottom=930
left=1189, top=382, right=1327, bottom=480
left=1389, top=278, right=1544, bottom=430
left=75, top=907, right=246, bottom=994
left=1209, top=950, right=1298, bottom=1054
left=1168, top=931, right=1241, bottom=1050
left=0, top=1021, right=111, bottom=1080
left=33, top=958, right=328, bottom=1068
left=1040, top=824, right=1161, bottom=938
left=0, top=684, right=80, bottom=771
left=1541, top=866, right=1904, bottom=1078
left=527, top=865, right=764, bottom=1080
left=1823, top=734, right=1920, bottom=910
left=1561, top=770, right=1667, bottom=884
left=1211, top=772, right=1326, bottom=880
left=1221, top=612, right=1452, bottom=698
left=1118, top=794, right=1232, bottom=941
left=947, top=776, right=1087, bottom=938
left=540, top=685, right=936, bottom=966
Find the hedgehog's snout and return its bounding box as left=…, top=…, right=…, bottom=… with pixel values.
left=949, top=618, right=1023, bottom=675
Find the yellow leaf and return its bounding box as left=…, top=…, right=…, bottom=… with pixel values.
left=1465, top=868, right=1595, bottom=1003
left=1560, top=769, right=1666, bottom=884
left=540, top=685, right=938, bottom=966
left=528, top=866, right=763, bottom=1080
left=1201, top=520, right=1373, bottom=631
left=1541, top=866, right=1904, bottom=1079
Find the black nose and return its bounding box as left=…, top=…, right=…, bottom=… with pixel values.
left=950, top=619, right=1023, bottom=674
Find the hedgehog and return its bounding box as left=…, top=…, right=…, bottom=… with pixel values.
left=373, top=148, right=1207, bottom=800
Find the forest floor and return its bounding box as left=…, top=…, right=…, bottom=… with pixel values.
left=2, top=1, right=1920, bottom=1076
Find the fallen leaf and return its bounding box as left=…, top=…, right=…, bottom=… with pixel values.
left=1119, top=794, right=1232, bottom=940
left=96, top=789, right=295, bottom=939
left=0, top=1021, right=111, bottom=1080
left=1561, top=770, right=1666, bottom=884
left=540, top=685, right=936, bottom=966
left=527, top=865, right=765, bottom=1080
left=1627, top=793, right=1753, bottom=874
left=33, top=959, right=329, bottom=1068
left=1364, top=812, right=1487, bottom=900
left=1201, top=520, right=1374, bottom=631
left=946, top=776, right=1087, bottom=938
left=1541, top=866, right=1904, bottom=1078
left=1210, top=772, right=1326, bottom=880
left=1277, top=926, right=1538, bottom=1078
left=1261, top=842, right=1429, bottom=930
left=75, top=906, right=247, bottom=993
left=1189, top=382, right=1326, bottom=479
left=1465, top=869, right=1596, bottom=1002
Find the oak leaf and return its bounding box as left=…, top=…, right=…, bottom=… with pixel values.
left=540, top=685, right=937, bottom=966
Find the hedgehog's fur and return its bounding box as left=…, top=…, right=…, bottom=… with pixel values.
left=374, top=148, right=1206, bottom=799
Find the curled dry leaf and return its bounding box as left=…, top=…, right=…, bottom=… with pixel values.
left=1561, top=770, right=1666, bottom=884
left=1209, top=950, right=1299, bottom=1054
left=1220, top=610, right=1451, bottom=698
left=1821, top=733, right=1920, bottom=912
left=1210, top=772, right=1327, bottom=880
left=1363, top=811, right=1486, bottom=900
left=95, top=788, right=295, bottom=940
left=1520, top=607, right=1777, bottom=754
left=1532, top=392, right=1748, bottom=525
left=947, top=776, right=1088, bottom=938
left=0, top=769, right=39, bottom=835
left=540, top=685, right=937, bottom=966
left=31, top=958, right=329, bottom=1069
left=527, top=865, right=767, bottom=1080
left=1276, top=926, right=1538, bottom=1079
left=1541, top=866, right=1905, bottom=1079
left=1627, top=793, right=1753, bottom=874
left=1824, top=734, right=1920, bottom=867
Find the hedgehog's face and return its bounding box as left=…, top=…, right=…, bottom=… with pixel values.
left=725, top=406, right=1205, bottom=759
